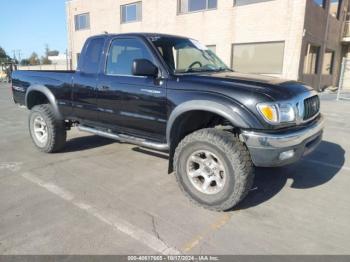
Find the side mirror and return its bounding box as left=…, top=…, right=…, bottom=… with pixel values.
left=132, top=59, right=158, bottom=77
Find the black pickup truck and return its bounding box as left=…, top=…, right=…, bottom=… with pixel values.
left=12, top=33, right=324, bottom=211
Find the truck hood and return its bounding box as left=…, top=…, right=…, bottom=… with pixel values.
left=179, top=71, right=313, bottom=102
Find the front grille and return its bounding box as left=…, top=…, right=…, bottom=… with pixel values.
left=303, top=95, right=320, bottom=120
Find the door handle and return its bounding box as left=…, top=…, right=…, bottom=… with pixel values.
left=98, top=86, right=110, bottom=91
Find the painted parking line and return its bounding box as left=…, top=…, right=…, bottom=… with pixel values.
left=21, top=172, right=180, bottom=255
left=180, top=156, right=350, bottom=253
left=325, top=125, right=350, bottom=132
left=322, top=111, right=350, bottom=116
left=0, top=162, right=22, bottom=172
left=304, top=159, right=350, bottom=172
left=182, top=213, right=232, bottom=253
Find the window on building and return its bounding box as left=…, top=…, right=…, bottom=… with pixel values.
left=303, top=44, right=320, bottom=74
left=346, top=11, right=350, bottom=21
left=121, top=2, right=142, bottom=23
left=206, top=45, right=216, bottom=53
left=81, top=38, right=104, bottom=74
left=106, top=38, right=154, bottom=76
left=329, top=0, right=341, bottom=19
left=231, top=42, right=285, bottom=74
left=322, top=50, right=335, bottom=75
left=75, top=13, right=90, bottom=31
left=313, top=0, right=325, bottom=8
left=178, top=0, right=217, bottom=14
left=233, top=0, right=273, bottom=6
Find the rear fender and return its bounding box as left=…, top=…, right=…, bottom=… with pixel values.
left=25, top=85, right=62, bottom=119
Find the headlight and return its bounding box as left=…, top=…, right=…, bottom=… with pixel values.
left=278, top=103, right=295, bottom=122
left=257, top=102, right=295, bottom=124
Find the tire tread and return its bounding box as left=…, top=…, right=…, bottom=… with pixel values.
left=173, top=128, right=254, bottom=211
left=29, top=104, right=66, bottom=153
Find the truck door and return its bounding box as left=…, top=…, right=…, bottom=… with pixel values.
left=72, top=37, right=105, bottom=123
left=97, top=37, right=167, bottom=142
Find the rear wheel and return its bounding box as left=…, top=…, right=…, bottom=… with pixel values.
left=29, top=104, right=66, bottom=153
left=174, top=128, right=254, bottom=211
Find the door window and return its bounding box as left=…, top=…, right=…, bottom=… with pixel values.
left=106, top=38, right=154, bottom=76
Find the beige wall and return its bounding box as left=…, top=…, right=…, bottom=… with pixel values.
left=66, top=0, right=306, bottom=81
left=17, top=64, right=69, bottom=71
left=0, top=70, right=6, bottom=81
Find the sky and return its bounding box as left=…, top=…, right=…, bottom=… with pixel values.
left=0, top=0, right=67, bottom=60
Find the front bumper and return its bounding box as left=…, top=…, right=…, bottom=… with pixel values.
left=241, top=116, right=324, bottom=167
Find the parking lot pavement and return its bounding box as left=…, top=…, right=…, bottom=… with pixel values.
left=0, top=82, right=350, bottom=255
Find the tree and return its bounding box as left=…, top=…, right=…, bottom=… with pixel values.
left=0, top=46, right=10, bottom=64
left=28, top=52, right=40, bottom=65
left=41, top=56, right=52, bottom=65
left=20, top=59, right=30, bottom=66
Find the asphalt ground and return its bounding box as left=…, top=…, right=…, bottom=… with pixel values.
left=0, top=83, right=349, bottom=255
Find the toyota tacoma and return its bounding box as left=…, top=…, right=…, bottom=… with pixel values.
left=11, top=33, right=324, bottom=211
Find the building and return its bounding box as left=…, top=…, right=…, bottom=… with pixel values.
left=66, top=0, right=350, bottom=90
left=48, top=54, right=69, bottom=66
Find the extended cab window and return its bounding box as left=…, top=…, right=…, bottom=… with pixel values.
left=81, top=38, right=104, bottom=74
left=106, top=38, right=153, bottom=76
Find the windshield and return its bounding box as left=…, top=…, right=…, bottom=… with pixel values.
left=149, top=36, right=230, bottom=74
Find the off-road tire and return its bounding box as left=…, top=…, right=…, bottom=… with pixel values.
left=174, top=128, right=254, bottom=211
left=29, top=104, right=66, bottom=153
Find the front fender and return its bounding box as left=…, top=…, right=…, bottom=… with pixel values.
left=166, top=99, right=262, bottom=144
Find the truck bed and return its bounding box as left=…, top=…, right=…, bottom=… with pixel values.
left=11, top=70, right=75, bottom=106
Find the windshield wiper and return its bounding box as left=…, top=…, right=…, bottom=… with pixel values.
left=183, top=67, right=208, bottom=73
left=210, top=67, right=231, bottom=72
left=180, top=67, right=231, bottom=74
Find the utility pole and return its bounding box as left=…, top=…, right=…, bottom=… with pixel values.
left=16, top=50, right=22, bottom=62
left=12, top=50, right=17, bottom=61
left=65, top=49, right=68, bottom=70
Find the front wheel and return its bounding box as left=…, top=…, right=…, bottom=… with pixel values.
left=29, top=104, right=66, bottom=153
left=174, top=128, right=254, bottom=211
